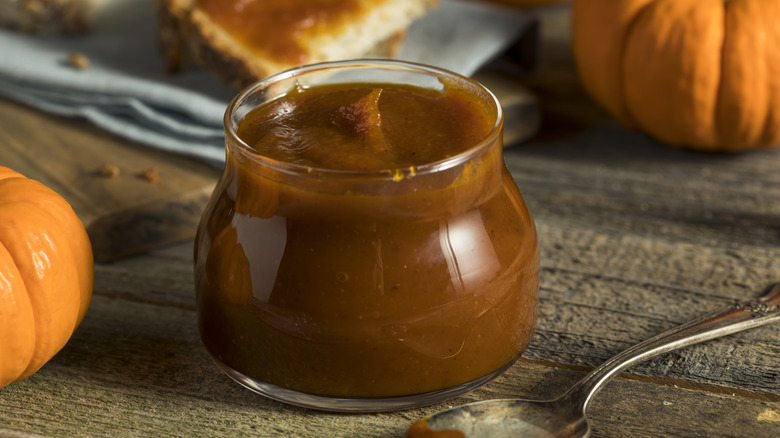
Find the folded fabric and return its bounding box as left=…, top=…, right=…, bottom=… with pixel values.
left=0, top=0, right=530, bottom=166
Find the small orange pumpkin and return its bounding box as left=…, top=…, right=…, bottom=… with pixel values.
left=0, top=166, right=93, bottom=388
left=571, top=0, right=780, bottom=152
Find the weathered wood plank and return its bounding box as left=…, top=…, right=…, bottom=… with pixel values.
left=1, top=282, right=777, bottom=438
left=488, top=6, right=780, bottom=399
left=503, top=126, right=780, bottom=393
left=85, top=206, right=780, bottom=397
left=0, top=97, right=220, bottom=261
left=2, top=217, right=776, bottom=437
left=505, top=130, right=780, bottom=248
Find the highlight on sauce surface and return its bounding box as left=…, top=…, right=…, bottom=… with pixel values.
left=236, top=80, right=495, bottom=171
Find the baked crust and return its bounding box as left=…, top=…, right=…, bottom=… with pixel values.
left=0, top=0, right=104, bottom=34
left=156, top=0, right=438, bottom=90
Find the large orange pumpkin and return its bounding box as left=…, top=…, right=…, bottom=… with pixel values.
left=0, top=166, right=93, bottom=388
left=571, top=0, right=780, bottom=152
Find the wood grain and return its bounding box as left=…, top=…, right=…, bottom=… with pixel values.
left=497, top=9, right=780, bottom=399
left=0, top=97, right=220, bottom=262
left=0, top=238, right=775, bottom=437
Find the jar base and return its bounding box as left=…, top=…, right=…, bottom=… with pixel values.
left=208, top=354, right=519, bottom=413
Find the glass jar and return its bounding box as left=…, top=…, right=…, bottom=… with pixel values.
left=194, top=60, right=539, bottom=412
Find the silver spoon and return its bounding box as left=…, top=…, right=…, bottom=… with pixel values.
left=410, top=283, right=780, bottom=438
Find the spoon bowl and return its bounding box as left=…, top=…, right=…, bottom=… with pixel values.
left=422, top=397, right=584, bottom=438
left=410, top=283, right=780, bottom=438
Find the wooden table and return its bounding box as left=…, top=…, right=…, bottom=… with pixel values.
left=1, top=7, right=778, bottom=437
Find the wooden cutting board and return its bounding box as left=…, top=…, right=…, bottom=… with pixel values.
left=0, top=67, right=538, bottom=263
left=0, top=97, right=221, bottom=263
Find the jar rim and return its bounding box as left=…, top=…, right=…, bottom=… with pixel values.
left=223, top=59, right=504, bottom=180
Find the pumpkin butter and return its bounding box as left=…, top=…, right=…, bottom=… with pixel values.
left=237, top=82, right=495, bottom=170
left=197, top=0, right=366, bottom=64
left=195, top=64, right=539, bottom=405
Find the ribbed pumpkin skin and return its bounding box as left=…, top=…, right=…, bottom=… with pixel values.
left=0, top=167, right=93, bottom=388
left=571, top=0, right=780, bottom=152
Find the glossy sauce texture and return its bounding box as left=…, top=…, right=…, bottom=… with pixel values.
left=197, top=0, right=364, bottom=63
left=236, top=82, right=494, bottom=170
left=195, top=80, right=539, bottom=398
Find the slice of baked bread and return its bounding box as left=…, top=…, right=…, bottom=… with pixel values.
left=156, top=0, right=439, bottom=89
left=0, top=0, right=105, bottom=34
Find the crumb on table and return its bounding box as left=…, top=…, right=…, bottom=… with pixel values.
left=142, top=167, right=160, bottom=183
left=67, top=52, right=90, bottom=70
left=100, top=164, right=120, bottom=178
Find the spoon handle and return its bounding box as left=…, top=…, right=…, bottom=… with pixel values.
left=565, top=283, right=780, bottom=412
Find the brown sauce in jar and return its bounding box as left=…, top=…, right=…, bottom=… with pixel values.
left=195, top=79, right=539, bottom=398
left=235, top=82, right=495, bottom=170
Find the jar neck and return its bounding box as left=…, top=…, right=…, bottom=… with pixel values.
left=222, top=134, right=505, bottom=220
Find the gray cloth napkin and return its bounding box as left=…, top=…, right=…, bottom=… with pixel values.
left=0, top=0, right=530, bottom=165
